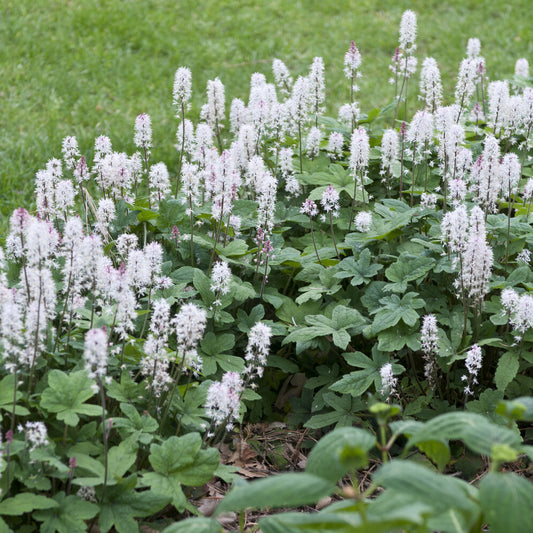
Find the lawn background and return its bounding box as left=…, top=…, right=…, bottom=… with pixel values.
left=0, top=0, right=531, bottom=224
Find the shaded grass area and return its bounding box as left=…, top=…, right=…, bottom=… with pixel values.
left=0, top=0, right=531, bottom=221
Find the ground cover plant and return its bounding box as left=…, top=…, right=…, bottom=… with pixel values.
left=1, top=7, right=533, bottom=533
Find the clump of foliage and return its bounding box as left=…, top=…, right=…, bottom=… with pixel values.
left=1, top=9, right=533, bottom=533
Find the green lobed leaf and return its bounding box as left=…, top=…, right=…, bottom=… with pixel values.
left=98, top=480, right=170, bottom=533
left=149, top=433, right=219, bottom=486
left=40, top=370, right=101, bottom=426
left=0, top=493, right=58, bottom=515
left=33, top=492, right=98, bottom=533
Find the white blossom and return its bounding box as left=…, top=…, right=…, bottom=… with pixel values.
left=379, top=363, right=398, bottom=400
left=306, top=126, right=322, bottom=158
left=211, top=261, right=232, bottom=298
left=326, top=131, right=344, bottom=159
left=173, top=67, right=192, bottom=116
left=134, top=113, right=152, bottom=152
left=84, top=327, right=108, bottom=381
left=244, top=322, right=272, bottom=379
left=173, top=303, right=207, bottom=372
left=354, top=211, right=372, bottom=232
left=515, top=58, right=529, bottom=78
left=205, top=371, right=243, bottom=432
left=149, top=162, right=171, bottom=204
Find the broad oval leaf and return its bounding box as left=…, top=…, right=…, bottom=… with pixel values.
left=214, top=473, right=334, bottom=515
left=306, top=426, right=376, bottom=482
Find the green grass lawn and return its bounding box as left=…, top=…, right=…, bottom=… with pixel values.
left=0, top=0, right=531, bottom=223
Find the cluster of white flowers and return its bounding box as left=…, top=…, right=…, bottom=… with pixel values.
left=244, top=322, right=272, bottom=380
left=344, top=40, right=362, bottom=92
left=462, top=344, right=483, bottom=396
left=515, top=58, right=529, bottom=78
left=300, top=198, right=319, bottom=217
left=20, top=421, right=49, bottom=451
left=62, top=135, right=81, bottom=170
left=205, top=371, right=244, bottom=433
left=141, top=299, right=172, bottom=398
left=308, top=56, right=326, bottom=119
left=134, top=113, right=152, bottom=153
left=148, top=162, right=171, bottom=204
left=420, top=192, right=437, bottom=208
left=421, top=314, right=439, bottom=386
left=457, top=206, right=493, bottom=307
left=201, top=77, right=225, bottom=130
left=173, top=303, right=207, bottom=372
left=338, top=102, right=360, bottom=127
left=354, top=211, right=372, bottom=232
left=389, top=10, right=418, bottom=84
left=210, top=260, right=232, bottom=304
left=83, top=327, right=109, bottom=381
left=501, top=288, right=533, bottom=340
left=320, top=185, right=340, bottom=218
left=419, top=57, right=442, bottom=112
left=306, top=126, right=322, bottom=158
left=379, top=363, right=398, bottom=401
left=326, top=131, right=344, bottom=160
left=272, top=58, right=293, bottom=96
left=173, top=66, right=192, bottom=116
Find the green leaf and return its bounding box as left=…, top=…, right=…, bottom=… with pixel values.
left=220, top=239, right=249, bottom=257
left=199, top=332, right=243, bottom=374
left=285, top=305, right=366, bottom=350
left=377, top=323, right=421, bottom=352
left=40, top=370, right=100, bottom=426
left=371, top=292, right=424, bottom=335
left=0, top=493, right=58, bottom=515
left=267, top=355, right=299, bottom=373
left=142, top=472, right=187, bottom=511
left=149, top=433, right=219, bottom=486
left=306, top=427, right=376, bottom=482
left=374, top=460, right=480, bottom=531
left=497, top=396, right=533, bottom=421
left=479, top=472, right=533, bottom=533
left=0, top=374, right=29, bottom=415
left=193, top=269, right=213, bottom=306
left=163, top=517, right=224, bottom=533
left=107, top=441, right=138, bottom=482
left=105, top=370, right=142, bottom=403
left=494, top=351, right=520, bottom=392
left=334, top=249, right=382, bottom=286
left=33, top=492, right=98, bottom=533
left=98, top=481, right=170, bottom=533
left=201, top=332, right=235, bottom=354
left=416, top=440, right=451, bottom=471
left=385, top=253, right=435, bottom=293
left=405, top=412, right=522, bottom=457
left=330, top=368, right=375, bottom=397
left=215, top=473, right=334, bottom=515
